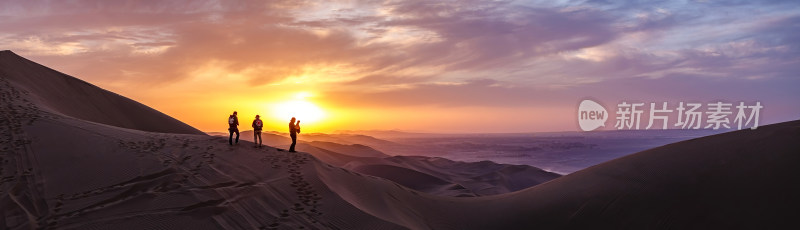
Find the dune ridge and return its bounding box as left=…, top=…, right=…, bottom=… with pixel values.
left=234, top=131, right=561, bottom=197
left=2, top=51, right=798, bottom=229
left=316, top=119, right=800, bottom=229
left=0, top=50, right=202, bottom=135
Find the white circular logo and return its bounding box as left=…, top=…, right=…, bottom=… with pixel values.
left=578, top=99, right=608, bottom=131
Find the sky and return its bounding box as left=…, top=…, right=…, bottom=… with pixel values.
left=1, top=0, right=798, bottom=133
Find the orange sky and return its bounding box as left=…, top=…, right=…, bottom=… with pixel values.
left=3, top=1, right=798, bottom=133
left=126, top=85, right=574, bottom=133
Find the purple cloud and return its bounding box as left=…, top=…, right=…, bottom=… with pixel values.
left=0, top=0, right=797, bottom=130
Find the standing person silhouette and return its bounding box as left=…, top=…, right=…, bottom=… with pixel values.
left=228, top=111, right=239, bottom=145
left=252, top=115, right=263, bottom=148
left=289, top=117, right=300, bottom=152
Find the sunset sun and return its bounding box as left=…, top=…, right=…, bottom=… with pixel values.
left=271, top=98, right=325, bottom=124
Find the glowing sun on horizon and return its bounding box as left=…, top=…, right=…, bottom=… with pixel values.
left=271, top=96, right=326, bottom=124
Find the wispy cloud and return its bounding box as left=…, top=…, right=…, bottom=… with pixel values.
left=1, top=0, right=798, bottom=130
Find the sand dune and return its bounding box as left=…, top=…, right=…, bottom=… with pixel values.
left=234, top=131, right=561, bottom=197
left=349, top=164, right=455, bottom=192
left=2, top=51, right=798, bottom=229
left=304, top=141, right=389, bottom=158
left=0, top=50, right=202, bottom=135
left=1, top=66, right=406, bottom=228
left=317, top=120, right=800, bottom=229
left=298, top=133, right=423, bottom=156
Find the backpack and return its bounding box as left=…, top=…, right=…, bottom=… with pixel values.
left=228, top=116, right=235, bottom=125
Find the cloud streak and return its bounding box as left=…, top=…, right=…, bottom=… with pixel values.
left=1, top=0, right=798, bottom=131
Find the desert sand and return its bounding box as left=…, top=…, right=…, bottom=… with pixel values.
left=234, top=131, right=561, bottom=197
left=2, top=50, right=798, bottom=229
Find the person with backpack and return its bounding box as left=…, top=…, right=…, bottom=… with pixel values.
left=252, top=115, right=263, bottom=148
left=289, top=117, right=300, bottom=152
left=228, top=111, right=239, bottom=145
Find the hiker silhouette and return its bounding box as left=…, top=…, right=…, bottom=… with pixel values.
left=228, top=111, right=239, bottom=145
left=289, top=117, right=301, bottom=152
left=252, top=115, right=263, bottom=148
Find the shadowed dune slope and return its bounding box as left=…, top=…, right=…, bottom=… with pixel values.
left=236, top=132, right=562, bottom=197
left=0, top=50, right=202, bottom=134
left=0, top=66, right=406, bottom=229
left=316, top=120, right=800, bottom=229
